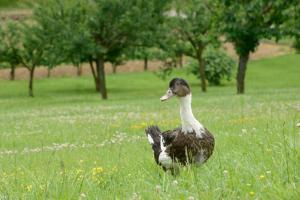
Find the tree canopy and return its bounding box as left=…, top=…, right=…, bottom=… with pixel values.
left=219, top=0, right=296, bottom=94
left=169, top=0, right=220, bottom=92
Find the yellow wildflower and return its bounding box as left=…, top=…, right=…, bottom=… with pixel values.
left=259, top=175, right=265, bottom=180
left=249, top=191, right=255, bottom=196
left=92, top=167, right=104, bottom=181
left=92, top=167, right=104, bottom=174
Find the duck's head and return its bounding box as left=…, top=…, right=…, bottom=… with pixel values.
left=160, top=78, right=191, bottom=101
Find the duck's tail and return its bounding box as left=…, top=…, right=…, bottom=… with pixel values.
left=145, top=126, right=162, bottom=163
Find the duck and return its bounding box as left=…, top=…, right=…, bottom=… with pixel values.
left=145, top=78, right=214, bottom=172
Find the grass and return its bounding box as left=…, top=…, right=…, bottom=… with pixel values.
left=0, top=54, right=299, bottom=199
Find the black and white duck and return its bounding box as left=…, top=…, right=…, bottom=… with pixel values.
left=145, top=78, right=214, bottom=172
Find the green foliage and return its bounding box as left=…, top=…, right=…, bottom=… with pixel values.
left=88, top=0, right=169, bottom=62
left=293, top=38, right=300, bottom=53
left=0, top=21, right=21, bottom=69
left=126, top=47, right=159, bottom=61
left=219, top=0, right=296, bottom=94
left=219, top=0, right=296, bottom=56
left=188, top=48, right=235, bottom=85
left=289, top=4, right=300, bottom=53
left=19, top=23, right=47, bottom=69
left=171, top=0, right=220, bottom=57
left=0, top=0, right=19, bottom=7
left=166, top=0, right=221, bottom=92
left=33, top=0, right=93, bottom=68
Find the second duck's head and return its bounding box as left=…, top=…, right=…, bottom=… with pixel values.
left=160, top=78, right=191, bottom=101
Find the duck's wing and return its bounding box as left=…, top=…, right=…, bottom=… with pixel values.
left=161, top=127, right=181, bottom=146
left=165, top=129, right=215, bottom=165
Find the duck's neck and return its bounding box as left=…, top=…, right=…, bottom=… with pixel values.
left=179, top=94, right=204, bottom=137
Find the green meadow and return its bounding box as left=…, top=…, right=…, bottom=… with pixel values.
left=0, top=54, right=299, bottom=199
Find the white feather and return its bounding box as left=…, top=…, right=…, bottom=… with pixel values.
left=179, top=94, right=204, bottom=138
left=147, top=134, right=154, bottom=144
left=158, top=135, right=172, bottom=168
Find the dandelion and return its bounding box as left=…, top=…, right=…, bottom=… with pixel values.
left=92, top=167, right=104, bottom=181
left=93, top=167, right=104, bottom=174
left=249, top=191, right=255, bottom=196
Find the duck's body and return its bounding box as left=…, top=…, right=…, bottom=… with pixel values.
left=146, top=78, right=215, bottom=171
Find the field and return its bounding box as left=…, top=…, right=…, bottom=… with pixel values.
left=0, top=54, right=299, bottom=199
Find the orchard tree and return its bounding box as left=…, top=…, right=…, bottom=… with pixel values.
left=19, top=23, right=48, bottom=97
left=87, top=0, right=170, bottom=99
left=220, top=0, right=296, bottom=94
left=0, top=21, right=21, bottom=80
left=59, top=1, right=91, bottom=77
left=18, top=2, right=66, bottom=97
left=170, top=0, right=220, bottom=92
left=288, top=3, right=300, bottom=53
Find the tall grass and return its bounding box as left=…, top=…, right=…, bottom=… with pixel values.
left=0, top=54, right=299, bottom=199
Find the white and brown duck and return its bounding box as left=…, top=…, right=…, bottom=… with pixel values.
left=146, top=78, right=214, bottom=172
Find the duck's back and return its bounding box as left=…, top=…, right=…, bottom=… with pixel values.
left=163, top=128, right=214, bottom=165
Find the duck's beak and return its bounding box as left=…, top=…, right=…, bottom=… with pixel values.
left=160, top=88, right=174, bottom=102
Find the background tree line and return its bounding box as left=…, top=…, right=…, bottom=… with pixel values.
left=0, top=0, right=299, bottom=99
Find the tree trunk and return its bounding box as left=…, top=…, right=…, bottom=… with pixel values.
left=96, top=57, right=107, bottom=99
left=178, top=54, right=183, bottom=68
left=237, top=54, right=249, bottom=94
left=28, top=66, right=35, bottom=97
left=112, top=64, right=117, bottom=74
left=77, top=65, right=82, bottom=76
left=10, top=65, right=15, bottom=80
left=89, top=59, right=100, bottom=92
left=47, top=68, right=51, bottom=78
left=144, top=56, right=148, bottom=71
left=196, top=49, right=206, bottom=92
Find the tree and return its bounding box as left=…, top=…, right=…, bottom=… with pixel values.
left=170, top=0, right=220, bottom=92
left=86, top=0, right=170, bottom=99
left=33, top=0, right=97, bottom=84
left=220, top=0, right=296, bottom=94
left=0, top=21, right=21, bottom=80
left=18, top=3, right=64, bottom=97
left=288, top=3, right=300, bottom=53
